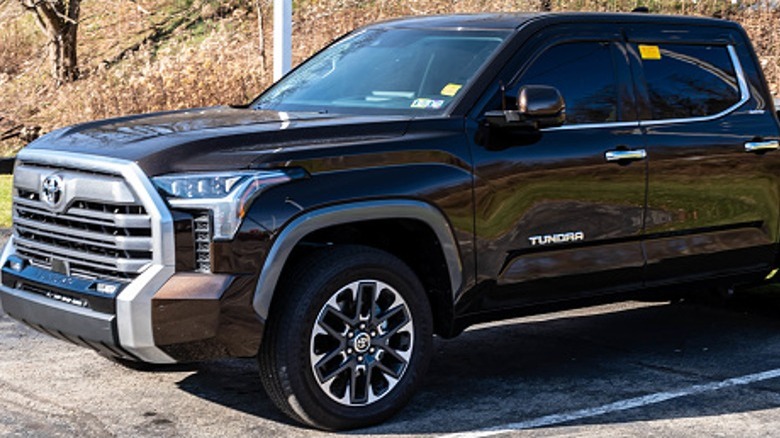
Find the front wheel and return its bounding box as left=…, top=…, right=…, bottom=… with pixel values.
left=258, top=245, right=433, bottom=430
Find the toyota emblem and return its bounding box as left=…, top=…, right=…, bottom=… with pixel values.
left=41, top=174, right=64, bottom=209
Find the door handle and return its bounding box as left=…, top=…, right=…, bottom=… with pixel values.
left=605, top=149, right=647, bottom=162
left=745, top=140, right=779, bottom=153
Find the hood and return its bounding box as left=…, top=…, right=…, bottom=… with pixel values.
left=25, top=106, right=410, bottom=176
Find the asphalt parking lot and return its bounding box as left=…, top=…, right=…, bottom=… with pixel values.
left=4, top=228, right=780, bottom=437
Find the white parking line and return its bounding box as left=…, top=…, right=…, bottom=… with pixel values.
left=442, top=367, right=780, bottom=438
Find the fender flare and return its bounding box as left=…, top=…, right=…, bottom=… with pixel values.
left=252, top=199, right=464, bottom=320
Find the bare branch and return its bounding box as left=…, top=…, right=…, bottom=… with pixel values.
left=19, top=0, right=78, bottom=24
left=34, top=3, right=63, bottom=36
left=128, top=0, right=150, bottom=15
left=30, top=8, right=50, bottom=35
left=57, top=0, right=78, bottom=25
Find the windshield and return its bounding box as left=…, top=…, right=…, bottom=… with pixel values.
left=253, top=28, right=510, bottom=116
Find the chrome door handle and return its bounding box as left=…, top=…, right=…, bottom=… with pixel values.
left=745, top=140, right=779, bottom=153
left=605, top=149, right=647, bottom=162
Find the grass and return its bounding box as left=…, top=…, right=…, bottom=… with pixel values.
left=0, top=0, right=775, bottom=162
left=0, top=175, right=11, bottom=229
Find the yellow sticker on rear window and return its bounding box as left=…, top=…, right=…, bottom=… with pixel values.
left=639, top=44, right=661, bottom=60
left=440, top=83, right=463, bottom=97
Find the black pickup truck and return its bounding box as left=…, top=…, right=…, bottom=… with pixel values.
left=2, top=11, right=780, bottom=430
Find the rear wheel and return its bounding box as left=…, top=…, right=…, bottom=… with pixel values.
left=258, top=245, right=433, bottom=430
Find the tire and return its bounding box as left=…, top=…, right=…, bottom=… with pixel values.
left=258, top=245, right=433, bottom=430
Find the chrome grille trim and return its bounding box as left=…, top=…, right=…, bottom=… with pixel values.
left=14, top=236, right=151, bottom=273
left=13, top=216, right=153, bottom=252
left=14, top=198, right=151, bottom=228
left=13, top=163, right=137, bottom=206
left=12, top=164, right=152, bottom=282
left=4, top=149, right=176, bottom=364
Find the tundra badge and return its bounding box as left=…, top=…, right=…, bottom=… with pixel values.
left=528, top=231, right=585, bottom=246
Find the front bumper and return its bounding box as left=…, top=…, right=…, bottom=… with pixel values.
left=1, top=242, right=263, bottom=363
left=0, top=281, right=132, bottom=359
left=151, top=272, right=264, bottom=361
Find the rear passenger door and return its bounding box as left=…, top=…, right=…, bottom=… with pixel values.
left=628, top=24, right=780, bottom=284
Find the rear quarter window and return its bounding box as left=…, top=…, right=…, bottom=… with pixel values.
left=637, top=43, right=740, bottom=120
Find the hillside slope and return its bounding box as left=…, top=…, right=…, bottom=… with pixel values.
left=0, top=0, right=778, bottom=157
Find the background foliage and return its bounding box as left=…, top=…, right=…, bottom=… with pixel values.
left=0, top=0, right=778, bottom=158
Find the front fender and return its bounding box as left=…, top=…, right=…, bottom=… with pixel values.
left=251, top=199, right=463, bottom=320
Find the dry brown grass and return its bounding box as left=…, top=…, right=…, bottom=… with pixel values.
left=0, top=0, right=778, bottom=157
left=0, top=11, right=42, bottom=77
left=50, top=23, right=267, bottom=120
left=740, top=8, right=780, bottom=96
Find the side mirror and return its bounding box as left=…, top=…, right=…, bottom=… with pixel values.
left=485, top=85, right=566, bottom=130
left=518, top=85, right=565, bottom=128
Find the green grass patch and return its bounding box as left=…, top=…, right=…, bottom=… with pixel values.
left=0, top=175, right=11, bottom=229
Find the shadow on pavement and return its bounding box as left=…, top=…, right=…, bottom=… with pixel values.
left=177, top=358, right=295, bottom=426
left=171, top=285, right=780, bottom=434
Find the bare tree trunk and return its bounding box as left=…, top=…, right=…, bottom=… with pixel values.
left=20, top=0, right=81, bottom=86
left=59, top=0, right=79, bottom=83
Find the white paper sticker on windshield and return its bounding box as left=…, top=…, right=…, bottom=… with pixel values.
left=411, top=98, right=444, bottom=109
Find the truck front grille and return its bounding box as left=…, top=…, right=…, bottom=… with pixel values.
left=11, top=163, right=153, bottom=282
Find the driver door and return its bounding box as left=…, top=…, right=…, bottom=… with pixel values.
left=466, top=28, right=648, bottom=311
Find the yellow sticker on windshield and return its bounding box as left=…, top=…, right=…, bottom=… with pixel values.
left=639, top=45, right=661, bottom=60
left=440, top=83, right=463, bottom=97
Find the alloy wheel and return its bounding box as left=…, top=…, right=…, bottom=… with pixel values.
left=309, top=279, right=414, bottom=406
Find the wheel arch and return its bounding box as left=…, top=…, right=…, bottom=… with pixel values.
left=252, top=200, right=464, bottom=326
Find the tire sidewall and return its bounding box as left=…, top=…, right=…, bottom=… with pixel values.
left=280, top=249, right=432, bottom=429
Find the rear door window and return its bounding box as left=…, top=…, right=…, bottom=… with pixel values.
left=636, top=43, right=740, bottom=120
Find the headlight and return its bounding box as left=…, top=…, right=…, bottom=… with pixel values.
left=153, top=171, right=291, bottom=240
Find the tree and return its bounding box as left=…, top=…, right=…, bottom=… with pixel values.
left=18, top=0, right=81, bottom=85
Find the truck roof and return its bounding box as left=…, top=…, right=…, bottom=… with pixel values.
left=374, top=12, right=741, bottom=31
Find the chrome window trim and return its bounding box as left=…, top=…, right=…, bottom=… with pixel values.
left=7, top=149, right=176, bottom=364
left=639, top=44, right=749, bottom=127
left=542, top=121, right=640, bottom=132
left=540, top=44, right=749, bottom=132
